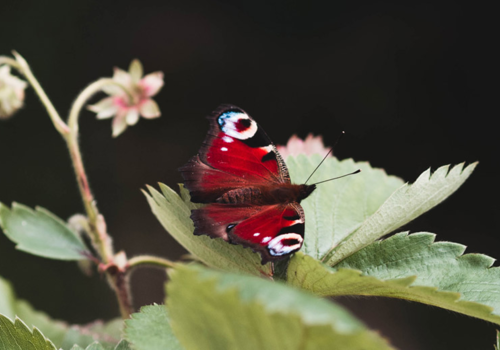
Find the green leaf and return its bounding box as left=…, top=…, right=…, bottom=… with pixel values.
left=114, top=340, right=132, bottom=350
left=143, top=184, right=273, bottom=277
left=324, top=162, right=477, bottom=265
left=495, top=330, right=499, bottom=350
left=0, top=202, right=90, bottom=260
left=0, top=275, right=122, bottom=349
left=288, top=232, right=500, bottom=325
left=167, top=264, right=395, bottom=350
left=124, top=304, right=183, bottom=350
left=286, top=155, right=404, bottom=259
left=72, top=344, right=105, bottom=350
left=0, top=314, right=57, bottom=350
left=70, top=341, right=131, bottom=350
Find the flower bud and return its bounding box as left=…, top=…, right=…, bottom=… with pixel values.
left=0, top=65, right=27, bottom=119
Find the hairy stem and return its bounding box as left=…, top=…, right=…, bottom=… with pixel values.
left=66, top=78, right=130, bottom=263
left=7, top=52, right=135, bottom=318
left=10, top=52, right=70, bottom=135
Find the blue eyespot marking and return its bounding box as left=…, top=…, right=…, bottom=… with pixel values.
left=218, top=111, right=243, bottom=126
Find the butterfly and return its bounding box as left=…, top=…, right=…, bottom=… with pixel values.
left=179, top=105, right=317, bottom=264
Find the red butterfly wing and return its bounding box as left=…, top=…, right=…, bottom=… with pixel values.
left=191, top=202, right=305, bottom=264
left=180, top=105, right=314, bottom=264
left=179, top=105, right=290, bottom=203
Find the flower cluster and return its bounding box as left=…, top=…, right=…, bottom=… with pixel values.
left=0, top=65, right=27, bottom=119
left=88, top=59, right=164, bottom=137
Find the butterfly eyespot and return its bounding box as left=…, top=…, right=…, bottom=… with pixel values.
left=282, top=238, right=300, bottom=245
left=218, top=111, right=257, bottom=140
left=267, top=233, right=303, bottom=257
left=180, top=105, right=317, bottom=265
left=238, top=118, right=252, bottom=129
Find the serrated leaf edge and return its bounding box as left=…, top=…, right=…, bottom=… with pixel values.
left=324, top=162, right=477, bottom=265
left=0, top=313, right=58, bottom=350
left=291, top=230, right=500, bottom=325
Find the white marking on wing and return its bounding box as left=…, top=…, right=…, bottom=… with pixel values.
left=219, top=112, right=257, bottom=140
left=268, top=233, right=303, bottom=256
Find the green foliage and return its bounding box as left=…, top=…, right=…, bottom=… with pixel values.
left=324, top=162, right=477, bottom=265
left=0, top=314, right=57, bottom=350
left=167, top=264, right=395, bottom=350
left=70, top=341, right=131, bottom=350
left=288, top=232, right=500, bottom=324
left=0, top=276, right=122, bottom=349
left=0, top=202, right=89, bottom=260
left=143, top=183, right=273, bottom=277
left=285, top=155, right=404, bottom=259
left=124, top=305, right=183, bottom=350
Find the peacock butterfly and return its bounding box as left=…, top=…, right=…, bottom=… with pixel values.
left=179, top=104, right=317, bottom=264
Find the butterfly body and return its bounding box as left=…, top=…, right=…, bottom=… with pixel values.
left=180, top=105, right=316, bottom=264
left=216, top=183, right=315, bottom=206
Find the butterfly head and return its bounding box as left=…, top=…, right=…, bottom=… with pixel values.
left=297, top=184, right=316, bottom=203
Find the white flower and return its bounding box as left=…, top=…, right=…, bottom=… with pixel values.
left=88, top=59, right=164, bottom=137
left=0, top=65, right=27, bottom=119
left=277, top=134, right=331, bottom=158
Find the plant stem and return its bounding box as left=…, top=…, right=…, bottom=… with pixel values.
left=7, top=52, right=135, bottom=318
left=10, top=52, right=70, bottom=135
left=128, top=255, right=177, bottom=270
left=66, top=78, right=131, bottom=263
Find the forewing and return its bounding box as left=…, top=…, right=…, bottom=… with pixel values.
left=191, top=202, right=305, bottom=264
left=179, top=105, right=290, bottom=203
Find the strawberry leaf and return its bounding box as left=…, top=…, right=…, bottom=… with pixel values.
left=143, top=184, right=272, bottom=277
left=124, top=304, right=183, bottom=350
left=0, top=275, right=122, bottom=349
left=167, top=264, right=395, bottom=350
left=0, top=314, right=57, bottom=350
left=289, top=232, right=500, bottom=325
left=324, top=163, right=477, bottom=265
left=0, top=202, right=90, bottom=260
left=285, top=155, right=404, bottom=259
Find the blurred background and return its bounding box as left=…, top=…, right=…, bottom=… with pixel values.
left=0, top=0, right=497, bottom=349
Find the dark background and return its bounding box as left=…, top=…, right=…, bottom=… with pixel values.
left=0, top=1, right=497, bottom=349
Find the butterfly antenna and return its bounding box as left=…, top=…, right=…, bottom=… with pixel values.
left=311, top=169, right=361, bottom=186
left=304, top=131, right=345, bottom=184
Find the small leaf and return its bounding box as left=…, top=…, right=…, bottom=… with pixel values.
left=495, top=330, right=500, bottom=350
left=0, top=314, right=57, bottom=350
left=70, top=341, right=131, bottom=350
left=324, top=162, right=477, bottom=265
left=124, top=304, right=183, bottom=350
left=289, top=232, right=500, bottom=325
left=167, top=265, right=395, bottom=350
left=0, top=275, right=122, bottom=349
left=143, top=184, right=273, bottom=277
left=114, top=340, right=132, bottom=350
left=286, top=155, right=404, bottom=259
left=0, top=202, right=90, bottom=260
